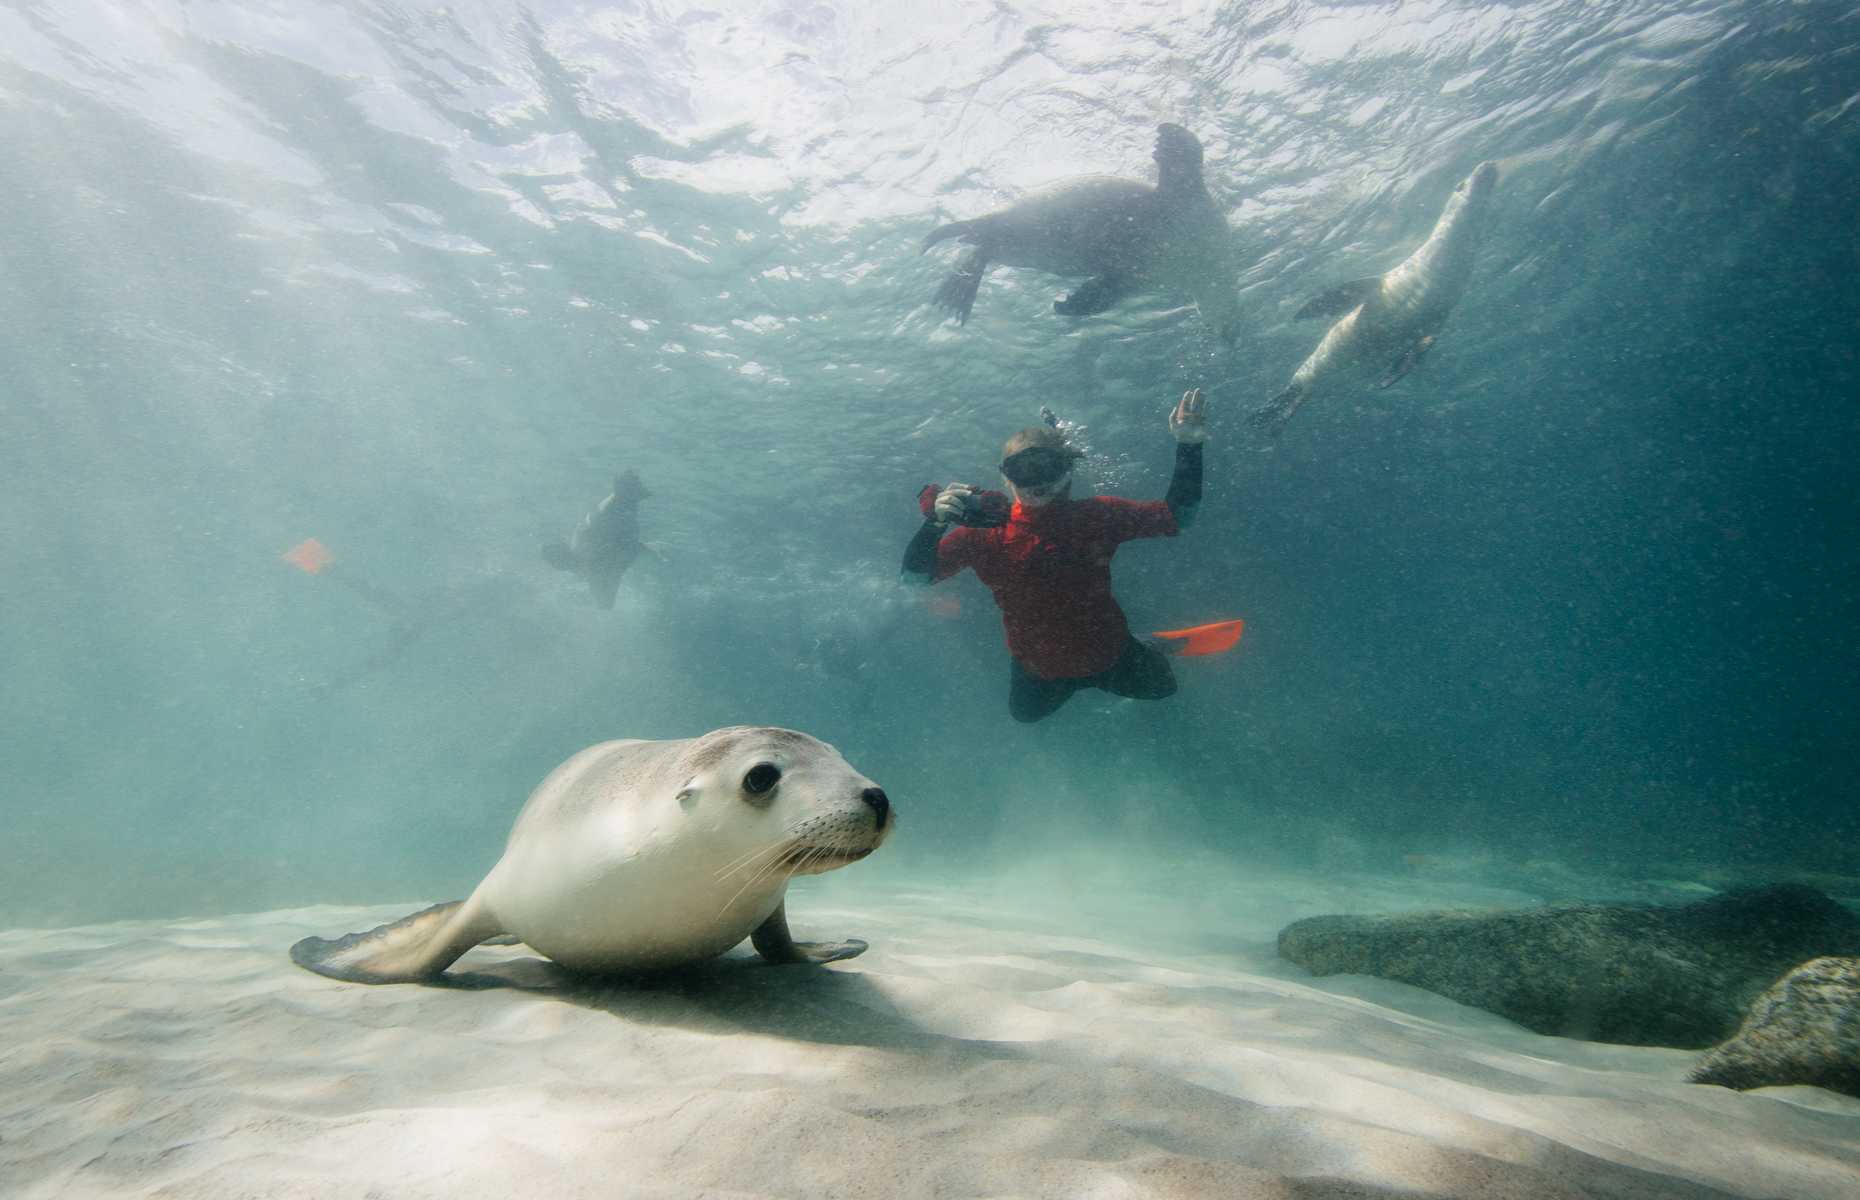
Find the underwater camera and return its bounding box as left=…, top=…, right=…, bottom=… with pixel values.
left=917, top=483, right=1011, bottom=528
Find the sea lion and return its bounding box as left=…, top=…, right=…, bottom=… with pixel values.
left=290, top=726, right=893, bottom=984
left=542, top=469, right=647, bottom=609
left=1251, top=161, right=1499, bottom=433
left=922, top=123, right=1240, bottom=343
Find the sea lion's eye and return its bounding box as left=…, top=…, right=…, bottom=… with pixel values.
left=743, top=763, right=781, bottom=796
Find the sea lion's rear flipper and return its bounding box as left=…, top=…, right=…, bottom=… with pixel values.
left=1054, top=272, right=1131, bottom=317
left=541, top=540, right=578, bottom=572
left=1249, top=384, right=1307, bottom=435
left=290, top=898, right=504, bottom=985
left=1376, top=334, right=1437, bottom=389
left=933, top=250, right=989, bottom=324
left=1294, top=276, right=1381, bottom=321
left=751, top=900, right=868, bottom=965
left=588, top=568, right=622, bottom=610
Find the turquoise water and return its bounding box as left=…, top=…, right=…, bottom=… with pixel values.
left=2, top=0, right=1855, bottom=926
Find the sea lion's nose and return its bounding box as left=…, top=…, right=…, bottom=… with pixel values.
left=861, top=787, right=890, bottom=830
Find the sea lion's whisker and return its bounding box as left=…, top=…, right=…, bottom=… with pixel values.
left=715, top=837, right=789, bottom=877
left=719, top=850, right=796, bottom=916
left=714, top=836, right=799, bottom=882
left=787, top=846, right=836, bottom=877
left=713, top=814, right=821, bottom=880
left=716, top=830, right=849, bottom=916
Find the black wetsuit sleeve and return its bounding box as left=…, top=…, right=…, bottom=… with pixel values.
left=1165, top=442, right=1203, bottom=529
left=902, top=518, right=944, bottom=582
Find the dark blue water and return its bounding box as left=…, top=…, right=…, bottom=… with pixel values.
left=1, top=0, right=1854, bottom=925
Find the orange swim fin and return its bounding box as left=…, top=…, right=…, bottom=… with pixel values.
left=280, top=537, right=408, bottom=617
left=1153, top=618, right=1244, bottom=657
left=282, top=538, right=334, bottom=574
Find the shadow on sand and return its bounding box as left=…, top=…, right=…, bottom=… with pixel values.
left=427, top=944, right=1006, bottom=1059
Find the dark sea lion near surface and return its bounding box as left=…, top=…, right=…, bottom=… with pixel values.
left=543, top=469, right=647, bottom=609
left=1252, top=161, right=1499, bottom=434
left=922, top=123, right=1240, bottom=343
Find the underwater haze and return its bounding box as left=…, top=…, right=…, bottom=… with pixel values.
left=2, top=0, right=1857, bottom=928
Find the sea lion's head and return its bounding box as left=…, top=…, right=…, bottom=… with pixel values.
left=673, top=727, right=891, bottom=877
left=1459, top=161, right=1498, bottom=203
left=1438, top=161, right=1499, bottom=234
left=611, top=469, right=649, bottom=502
left=1154, top=123, right=1205, bottom=191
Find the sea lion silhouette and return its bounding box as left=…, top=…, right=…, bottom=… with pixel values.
left=1252, top=161, right=1499, bottom=433
left=923, top=123, right=1240, bottom=343
left=543, top=469, right=648, bottom=610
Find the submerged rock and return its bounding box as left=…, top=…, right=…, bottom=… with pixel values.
left=1276, top=884, right=1860, bottom=1048
left=1690, top=957, right=1860, bottom=1097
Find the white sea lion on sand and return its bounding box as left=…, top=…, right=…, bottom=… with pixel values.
left=290, top=726, right=893, bottom=983
left=1252, top=161, right=1499, bottom=433
left=922, top=123, right=1240, bottom=343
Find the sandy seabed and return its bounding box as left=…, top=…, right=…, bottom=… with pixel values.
left=3, top=857, right=1857, bottom=1200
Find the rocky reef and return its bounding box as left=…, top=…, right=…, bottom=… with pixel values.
left=1689, top=956, right=1859, bottom=1097
left=1277, top=884, right=1860, bottom=1048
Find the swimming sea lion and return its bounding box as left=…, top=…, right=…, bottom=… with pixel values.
left=922, top=123, right=1240, bottom=343
left=1251, top=161, right=1499, bottom=433
left=543, top=469, right=647, bottom=609
left=290, top=726, right=893, bottom=983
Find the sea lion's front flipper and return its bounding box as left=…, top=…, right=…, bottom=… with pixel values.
left=290, top=897, right=504, bottom=985
left=1376, top=334, right=1437, bottom=389
left=751, top=900, right=868, bottom=965
left=1054, top=272, right=1131, bottom=317
left=1294, top=276, right=1381, bottom=321
left=1249, top=384, right=1308, bottom=435
left=933, top=250, right=989, bottom=324
left=921, top=217, right=984, bottom=253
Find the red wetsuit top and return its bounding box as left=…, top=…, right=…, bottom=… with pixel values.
left=933, top=497, right=1178, bottom=679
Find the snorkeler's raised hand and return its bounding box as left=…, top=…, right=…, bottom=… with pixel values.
left=933, top=483, right=979, bottom=525
left=1170, top=388, right=1208, bottom=444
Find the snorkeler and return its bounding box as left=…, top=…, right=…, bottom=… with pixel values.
left=543, top=469, right=649, bottom=610
left=902, top=389, right=1229, bottom=723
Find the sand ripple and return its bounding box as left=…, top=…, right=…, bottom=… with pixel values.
left=3, top=880, right=1857, bottom=1199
